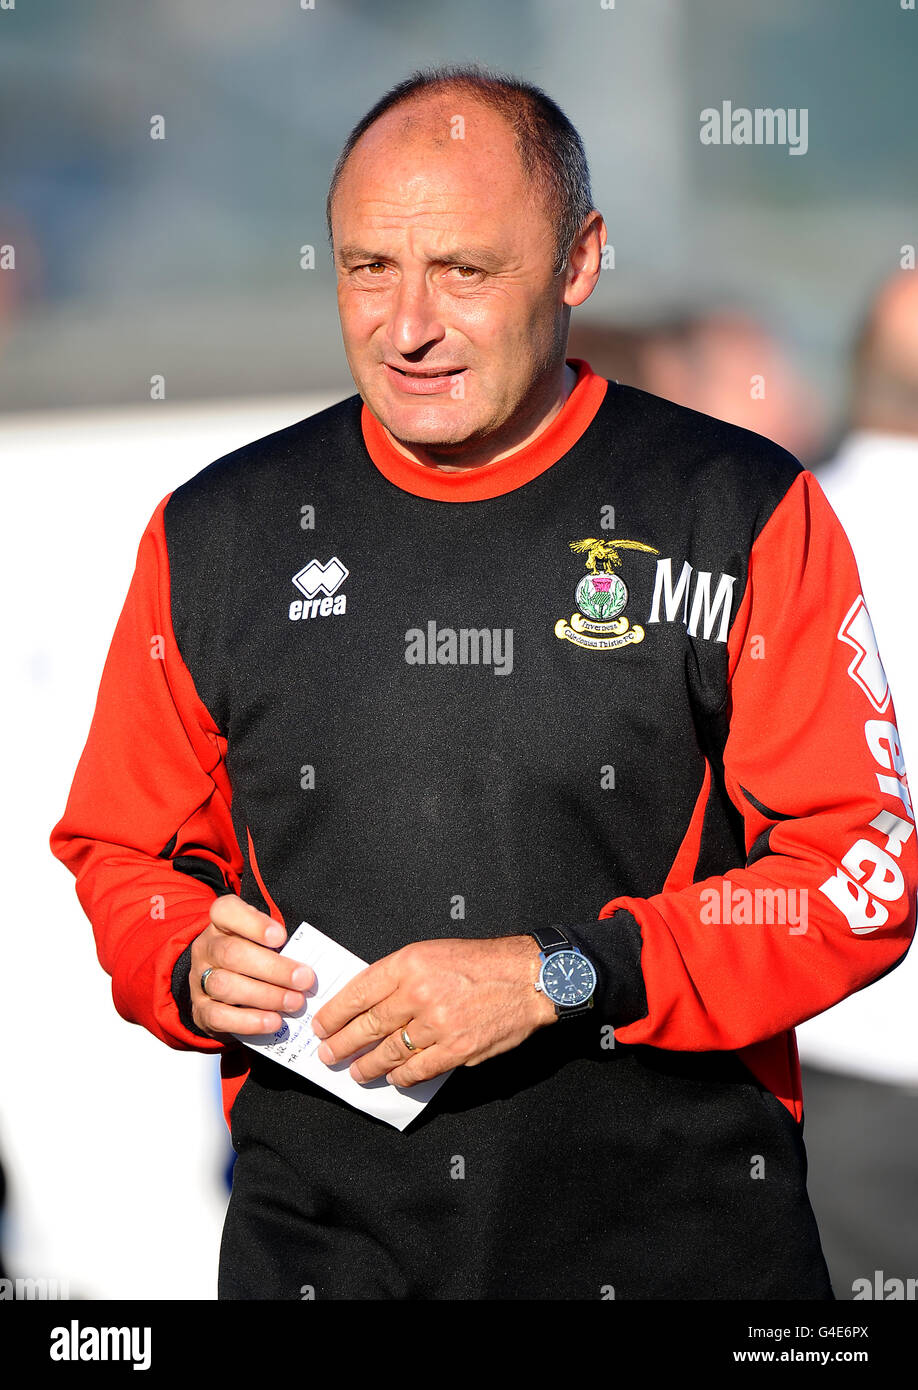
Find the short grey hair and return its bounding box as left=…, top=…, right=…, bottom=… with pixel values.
left=325, top=63, right=596, bottom=275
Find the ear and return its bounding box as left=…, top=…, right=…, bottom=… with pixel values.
left=563, top=212, right=607, bottom=309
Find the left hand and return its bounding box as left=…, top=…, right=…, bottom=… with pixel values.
left=311, top=935, right=556, bottom=1087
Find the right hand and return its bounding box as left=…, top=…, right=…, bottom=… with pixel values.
left=190, top=894, right=315, bottom=1038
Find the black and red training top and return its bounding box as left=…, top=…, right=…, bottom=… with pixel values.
left=50, top=359, right=917, bottom=1298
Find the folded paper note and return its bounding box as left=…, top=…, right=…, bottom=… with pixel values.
left=234, top=921, right=452, bottom=1131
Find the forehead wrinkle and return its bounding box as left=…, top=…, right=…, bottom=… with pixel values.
left=341, top=211, right=522, bottom=266
left=356, top=189, right=483, bottom=216
left=345, top=187, right=514, bottom=243
left=350, top=148, right=516, bottom=198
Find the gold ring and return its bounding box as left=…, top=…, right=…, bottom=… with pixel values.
left=401, top=1026, right=419, bottom=1052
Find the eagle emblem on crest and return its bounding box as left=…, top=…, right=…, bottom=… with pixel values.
left=555, top=536, right=659, bottom=651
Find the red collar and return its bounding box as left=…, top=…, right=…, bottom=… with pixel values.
left=360, top=358, right=607, bottom=502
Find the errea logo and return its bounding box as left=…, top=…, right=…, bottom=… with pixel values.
left=838, top=595, right=890, bottom=713
left=290, top=557, right=348, bottom=621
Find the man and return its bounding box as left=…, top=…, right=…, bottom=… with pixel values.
left=50, top=65, right=916, bottom=1300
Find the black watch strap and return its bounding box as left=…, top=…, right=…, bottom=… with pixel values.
left=530, top=925, right=570, bottom=954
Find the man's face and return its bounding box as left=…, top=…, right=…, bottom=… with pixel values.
left=330, top=96, right=574, bottom=457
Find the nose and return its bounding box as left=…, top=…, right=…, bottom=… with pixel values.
left=386, top=270, right=446, bottom=358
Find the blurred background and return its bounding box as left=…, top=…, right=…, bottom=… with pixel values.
left=3, top=0, right=917, bottom=1299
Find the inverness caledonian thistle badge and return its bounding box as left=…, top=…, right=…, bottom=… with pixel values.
left=554, top=537, right=659, bottom=651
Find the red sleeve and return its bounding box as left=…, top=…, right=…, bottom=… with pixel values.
left=49, top=495, right=244, bottom=1052
left=597, top=469, right=917, bottom=1051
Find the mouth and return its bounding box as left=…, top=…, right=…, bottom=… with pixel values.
left=383, top=363, right=467, bottom=395
left=385, top=365, right=466, bottom=377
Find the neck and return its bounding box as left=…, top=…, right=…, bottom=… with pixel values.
left=382, top=361, right=578, bottom=472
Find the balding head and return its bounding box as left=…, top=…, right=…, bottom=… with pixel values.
left=332, top=90, right=555, bottom=272
left=326, top=64, right=595, bottom=277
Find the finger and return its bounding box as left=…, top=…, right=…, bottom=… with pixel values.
left=312, top=954, right=403, bottom=1039
left=315, top=994, right=408, bottom=1065
left=207, top=930, right=314, bottom=993
left=209, top=894, right=287, bottom=949
left=196, top=999, right=287, bottom=1039
left=382, top=1043, right=456, bottom=1089
left=201, top=967, right=308, bottom=1017
left=343, top=1022, right=433, bottom=1083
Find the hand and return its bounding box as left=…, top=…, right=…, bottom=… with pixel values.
left=311, top=935, right=556, bottom=1087
left=190, top=894, right=315, bottom=1039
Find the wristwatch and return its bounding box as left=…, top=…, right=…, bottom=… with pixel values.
left=531, top=926, right=597, bottom=1017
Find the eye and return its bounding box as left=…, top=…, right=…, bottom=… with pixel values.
left=450, top=265, right=480, bottom=278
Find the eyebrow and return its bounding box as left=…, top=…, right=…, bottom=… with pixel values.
left=336, top=244, right=506, bottom=271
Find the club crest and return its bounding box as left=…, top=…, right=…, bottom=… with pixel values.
left=554, top=536, right=659, bottom=651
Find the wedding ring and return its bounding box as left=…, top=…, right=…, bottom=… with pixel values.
left=200, top=968, right=215, bottom=996
left=401, top=1026, right=419, bottom=1052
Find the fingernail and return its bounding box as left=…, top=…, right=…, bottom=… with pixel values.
left=312, top=1019, right=327, bottom=1038
left=291, top=966, right=311, bottom=988
left=266, top=923, right=285, bottom=945
left=317, top=1043, right=333, bottom=1063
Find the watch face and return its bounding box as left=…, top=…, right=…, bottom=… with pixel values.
left=540, top=950, right=597, bottom=1007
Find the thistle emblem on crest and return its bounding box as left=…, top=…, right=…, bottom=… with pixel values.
left=555, top=537, right=659, bottom=651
